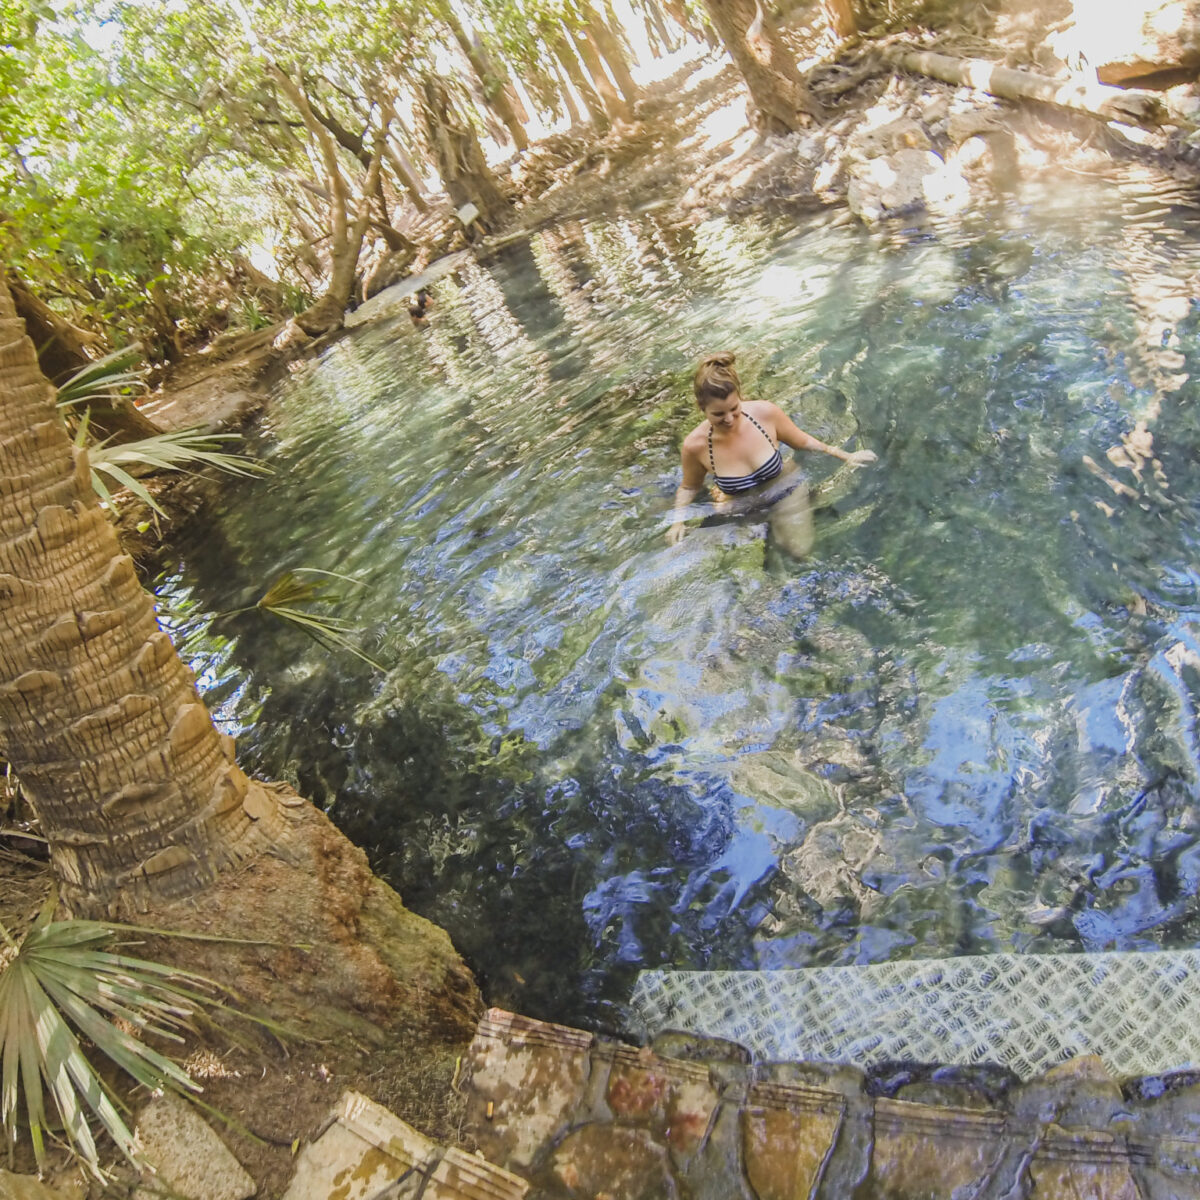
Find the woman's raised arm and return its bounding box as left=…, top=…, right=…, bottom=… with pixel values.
left=763, top=401, right=877, bottom=466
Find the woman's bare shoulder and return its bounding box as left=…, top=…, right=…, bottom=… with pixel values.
left=745, top=398, right=783, bottom=419
left=681, top=422, right=709, bottom=455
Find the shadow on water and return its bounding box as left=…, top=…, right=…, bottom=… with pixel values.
left=160, top=172, right=1200, bottom=1029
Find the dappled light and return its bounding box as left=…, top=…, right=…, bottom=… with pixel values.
left=11, top=0, right=1200, bottom=1187
left=157, top=172, right=1200, bottom=1030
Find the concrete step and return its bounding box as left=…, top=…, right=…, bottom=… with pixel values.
left=459, top=1007, right=1200, bottom=1199
left=282, top=1090, right=529, bottom=1200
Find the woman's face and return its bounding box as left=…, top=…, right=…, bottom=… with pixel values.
left=704, top=391, right=743, bottom=429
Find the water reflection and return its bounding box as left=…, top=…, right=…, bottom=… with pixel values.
left=160, top=171, right=1200, bottom=1028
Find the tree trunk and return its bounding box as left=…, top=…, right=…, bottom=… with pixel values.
left=663, top=0, right=714, bottom=47
left=6, top=276, right=102, bottom=385
left=379, top=99, right=432, bottom=214
left=0, top=282, right=284, bottom=915
left=700, top=0, right=821, bottom=133
left=0, top=278, right=482, bottom=1041
left=884, top=45, right=1168, bottom=128
left=440, top=5, right=530, bottom=151
left=549, top=56, right=586, bottom=125
left=646, top=3, right=679, bottom=54
left=7, top=275, right=165, bottom=445
left=568, top=20, right=630, bottom=122
left=418, top=76, right=511, bottom=231
left=551, top=29, right=610, bottom=131
left=582, top=5, right=640, bottom=105
left=270, top=65, right=388, bottom=335
left=821, top=0, right=857, bottom=39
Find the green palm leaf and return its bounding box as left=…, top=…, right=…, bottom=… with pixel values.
left=85, top=428, right=271, bottom=515
left=55, top=345, right=148, bottom=410
left=0, top=901, right=258, bottom=1179
left=88, top=429, right=271, bottom=479
left=251, top=568, right=385, bottom=672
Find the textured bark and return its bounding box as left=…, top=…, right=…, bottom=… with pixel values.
left=549, top=56, right=585, bottom=125
left=0, top=280, right=286, bottom=916
left=551, top=30, right=610, bottom=131
left=379, top=99, right=432, bottom=215
left=309, top=100, right=409, bottom=246
left=582, top=5, right=640, bottom=105
left=0, top=278, right=484, bottom=1039
left=647, top=2, right=681, bottom=53
left=441, top=5, right=529, bottom=151
left=6, top=277, right=163, bottom=446
left=569, top=20, right=631, bottom=122
left=700, top=0, right=821, bottom=132
left=418, top=76, right=511, bottom=231
left=821, top=0, right=858, bottom=39
left=6, top=276, right=101, bottom=385
left=270, top=65, right=387, bottom=335
left=885, top=45, right=1169, bottom=127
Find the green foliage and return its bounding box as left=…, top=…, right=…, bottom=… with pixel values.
left=54, top=343, right=271, bottom=513
left=1, top=0, right=627, bottom=348
left=0, top=897, right=233, bottom=1178
left=84, top=427, right=271, bottom=515
left=54, top=344, right=147, bottom=410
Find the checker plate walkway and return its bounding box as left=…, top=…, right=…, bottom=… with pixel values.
left=630, top=950, right=1200, bottom=1079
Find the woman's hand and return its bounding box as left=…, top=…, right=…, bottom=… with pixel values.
left=666, top=522, right=687, bottom=545
left=847, top=449, right=877, bottom=466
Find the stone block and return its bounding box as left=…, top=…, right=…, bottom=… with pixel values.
left=1028, top=1125, right=1141, bottom=1200
left=463, top=1009, right=593, bottom=1171
left=134, top=1092, right=255, bottom=1200
left=603, top=1044, right=720, bottom=1160
left=282, top=1091, right=528, bottom=1200
left=0, top=1170, right=86, bottom=1200
left=650, top=1030, right=751, bottom=1066
left=546, top=1125, right=674, bottom=1200
left=1130, top=1135, right=1200, bottom=1200
left=867, top=1097, right=1009, bottom=1199
left=741, top=1081, right=844, bottom=1200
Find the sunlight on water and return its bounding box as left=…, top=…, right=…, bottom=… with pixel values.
left=159, top=170, right=1200, bottom=1028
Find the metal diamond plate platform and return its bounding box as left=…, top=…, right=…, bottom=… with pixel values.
left=630, top=951, right=1200, bottom=1079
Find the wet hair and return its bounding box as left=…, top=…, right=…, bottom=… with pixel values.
left=693, top=351, right=742, bottom=409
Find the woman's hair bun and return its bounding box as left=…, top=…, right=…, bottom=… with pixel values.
left=702, top=351, right=736, bottom=367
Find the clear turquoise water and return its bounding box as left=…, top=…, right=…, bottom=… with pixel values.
left=161, top=174, right=1200, bottom=1030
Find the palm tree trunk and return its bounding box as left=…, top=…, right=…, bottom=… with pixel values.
left=0, top=279, right=284, bottom=916
left=0, top=277, right=484, bottom=1039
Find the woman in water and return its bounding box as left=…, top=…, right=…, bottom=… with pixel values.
left=666, top=351, right=877, bottom=554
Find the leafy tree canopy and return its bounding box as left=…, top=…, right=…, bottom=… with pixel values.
left=0, top=0, right=672, bottom=351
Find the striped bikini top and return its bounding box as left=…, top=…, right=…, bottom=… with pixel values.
left=708, top=411, right=783, bottom=493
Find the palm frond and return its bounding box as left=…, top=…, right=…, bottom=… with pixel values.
left=55, top=345, right=148, bottom=410
left=84, top=429, right=271, bottom=514
left=87, top=429, right=271, bottom=479
left=0, top=902, right=254, bottom=1179
left=252, top=569, right=384, bottom=672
